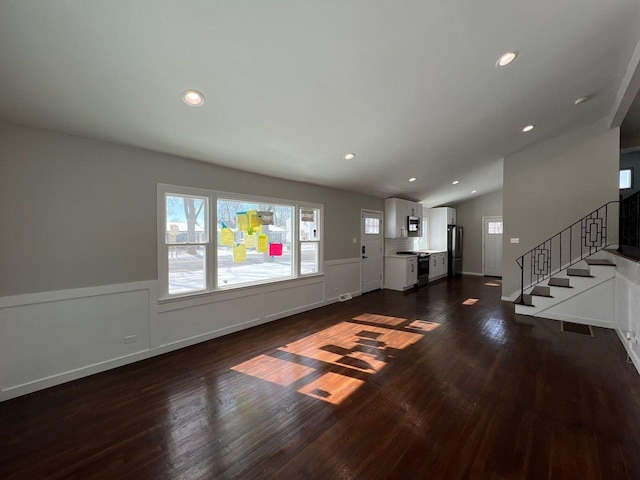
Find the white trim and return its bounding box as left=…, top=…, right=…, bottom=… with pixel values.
left=532, top=311, right=614, bottom=329
left=324, top=291, right=362, bottom=305
left=609, top=35, right=640, bottom=128
left=502, top=292, right=520, bottom=302
left=0, top=280, right=157, bottom=309
left=325, top=257, right=362, bottom=266
left=360, top=209, right=384, bottom=293
left=461, top=271, right=483, bottom=277
left=1, top=349, right=158, bottom=399
left=482, top=215, right=503, bottom=277
left=157, top=183, right=325, bottom=300
left=158, top=275, right=324, bottom=313
left=615, top=329, right=640, bottom=376
left=1, top=256, right=366, bottom=401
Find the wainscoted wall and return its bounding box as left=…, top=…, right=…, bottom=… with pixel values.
left=607, top=252, right=640, bottom=374
left=0, top=259, right=361, bottom=401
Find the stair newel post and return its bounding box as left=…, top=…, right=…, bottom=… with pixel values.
left=559, top=231, right=562, bottom=273
left=581, top=217, right=584, bottom=260
left=519, top=256, right=524, bottom=302
left=604, top=203, right=608, bottom=247
left=569, top=225, right=573, bottom=267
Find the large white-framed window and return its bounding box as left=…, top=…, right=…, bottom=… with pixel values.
left=158, top=184, right=323, bottom=299
left=159, top=185, right=211, bottom=297
left=217, top=196, right=296, bottom=288
left=299, top=206, right=322, bottom=275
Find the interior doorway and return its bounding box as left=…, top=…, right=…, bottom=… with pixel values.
left=361, top=210, right=383, bottom=293
left=483, top=216, right=503, bottom=277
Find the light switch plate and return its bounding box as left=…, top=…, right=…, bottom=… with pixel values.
left=510, top=238, right=520, bottom=244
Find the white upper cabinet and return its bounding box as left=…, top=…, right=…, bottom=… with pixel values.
left=428, top=207, right=456, bottom=250
left=385, top=198, right=423, bottom=238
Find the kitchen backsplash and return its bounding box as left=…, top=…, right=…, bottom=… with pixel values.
left=385, top=237, right=415, bottom=255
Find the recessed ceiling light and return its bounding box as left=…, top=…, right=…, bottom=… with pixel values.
left=496, top=51, right=518, bottom=67
left=574, top=96, right=591, bottom=105
left=471, top=190, right=477, bottom=194
left=409, top=177, right=417, bottom=182
left=452, top=180, right=459, bottom=185
left=182, top=90, right=204, bottom=106
left=522, top=124, right=535, bottom=133
left=344, top=153, right=356, bottom=160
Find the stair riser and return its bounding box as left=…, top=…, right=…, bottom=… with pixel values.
left=515, top=269, right=615, bottom=316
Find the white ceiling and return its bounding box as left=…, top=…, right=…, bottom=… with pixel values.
left=2, top=1, right=640, bottom=206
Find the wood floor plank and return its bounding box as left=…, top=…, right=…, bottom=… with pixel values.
left=1, top=276, right=640, bottom=479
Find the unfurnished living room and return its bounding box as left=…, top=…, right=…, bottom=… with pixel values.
left=2, top=2, right=640, bottom=479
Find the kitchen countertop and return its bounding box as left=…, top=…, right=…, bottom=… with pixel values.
left=385, top=250, right=447, bottom=257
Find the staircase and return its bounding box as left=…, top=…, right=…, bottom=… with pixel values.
left=515, top=256, right=616, bottom=321
left=514, top=201, right=619, bottom=325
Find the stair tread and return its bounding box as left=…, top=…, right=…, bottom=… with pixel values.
left=530, top=286, right=552, bottom=297
left=567, top=268, right=592, bottom=277
left=585, top=259, right=615, bottom=266
left=514, top=294, right=535, bottom=307
left=548, top=277, right=572, bottom=288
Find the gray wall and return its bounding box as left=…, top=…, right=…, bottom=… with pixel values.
left=620, top=150, right=640, bottom=200
left=452, top=189, right=503, bottom=275
left=502, top=124, right=620, bottom=298
left=0, top=122, right=383, bottom=296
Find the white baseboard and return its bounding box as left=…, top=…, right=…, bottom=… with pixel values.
left=462, top=271, right=483, bottom=277
left=502, top=291, right=520, bottom=302
left=534, top=311, right=614, bottom=329
left=1, top=257, right=365, bottom=402
left=616, top=328, right=640, bottom=376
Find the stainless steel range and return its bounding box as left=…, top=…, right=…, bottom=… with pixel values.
left=397, top=251, right=431, bottom=286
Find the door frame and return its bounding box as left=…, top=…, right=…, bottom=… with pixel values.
left=360, top=208, right=384, bottom=293
left=482, top=216, right=503, bottom=277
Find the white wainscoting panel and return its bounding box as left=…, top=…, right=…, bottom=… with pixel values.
left=612, top=261, right=640, bottom=374
left=0, top=259, right=365, bottom=401
left=323, top=258, right=362, bottom=303
left=158, top=293, right=264, bottom=347
left=536, top=278, right=615, bottom=328
left=264, top=280, right=324, bottom=319
left=0, top=281, right=156, bottom=400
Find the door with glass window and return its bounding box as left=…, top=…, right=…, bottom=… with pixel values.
left=361, top=210, right=383, bottom=293
left=483, top=216, right=503, bottom=277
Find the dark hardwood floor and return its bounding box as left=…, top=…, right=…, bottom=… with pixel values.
left=2, top=276, right=640, bottom=479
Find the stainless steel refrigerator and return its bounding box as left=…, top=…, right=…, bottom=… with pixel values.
left=447, top=225, right=463, bottom=277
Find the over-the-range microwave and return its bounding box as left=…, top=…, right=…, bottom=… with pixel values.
left=407, top=216, right=420, bottom=237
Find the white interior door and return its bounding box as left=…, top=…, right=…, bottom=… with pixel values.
left=361, top=210, right=383, bottom=293
left=483, top=216, right=503, bottom=277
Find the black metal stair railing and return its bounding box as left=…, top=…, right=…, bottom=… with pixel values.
left=516, top=201, right=619, bottom=303
left=620, top=190, right=640, bottom=251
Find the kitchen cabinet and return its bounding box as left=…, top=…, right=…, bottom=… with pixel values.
left=385, top=198, right=423, bottom=238
left=429, top=207, right=456, bottom=250
left=429, top=252, right=448, bottom=281
left=384, top=256, right=418, bottom=291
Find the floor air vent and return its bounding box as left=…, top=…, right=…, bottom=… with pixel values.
left=561, top=321, right=594, bottom=337
left=338, top=293, right=353, bottom=302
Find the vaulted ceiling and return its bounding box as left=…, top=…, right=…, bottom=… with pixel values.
left=2, top=1, right=640, bottom=206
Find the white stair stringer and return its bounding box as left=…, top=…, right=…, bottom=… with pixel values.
left=515, top=262, right=616, bottom=327
left=533, top=278, right=615, bottom=329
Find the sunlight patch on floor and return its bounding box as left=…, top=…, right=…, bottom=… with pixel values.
left=463, top=298, right=479, bottom=305
left=406, top=320, right=441, bottom=332
left=231, top=314, right=423, bottom=404
left=231, top=354, right=315, bottom=387
left=352, top=313, right=407, bottom=327
left=298, top=372, right=365, bottom=405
